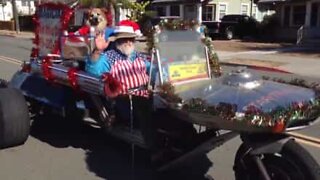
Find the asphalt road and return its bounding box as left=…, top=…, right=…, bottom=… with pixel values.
left=0, top=36, right=319, bottom=180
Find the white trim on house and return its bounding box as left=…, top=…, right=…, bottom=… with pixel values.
left=179, top=4, right=184, bottom=18
left=217, top=2, right=228, bottom=20
left=197, top=3, right=202, bottom=23
left=165, top=5, right=170, bottom=16
left=252, top=4, right=258, bottom=19
left=305, top=1, right=312, bottom=26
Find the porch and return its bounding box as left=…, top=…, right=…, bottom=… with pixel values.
left=259, top=0, right=320, bottom=41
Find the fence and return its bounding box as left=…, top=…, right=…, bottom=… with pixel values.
left=0, top=20, right=14, bottom=30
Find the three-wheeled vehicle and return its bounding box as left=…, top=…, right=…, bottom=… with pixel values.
left=0, top=2, right=320, bottom=180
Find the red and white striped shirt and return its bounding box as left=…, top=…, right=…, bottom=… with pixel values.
left=105, top=50, right=150, bottom=97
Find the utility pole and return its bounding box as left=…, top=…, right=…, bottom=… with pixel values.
left=11, top=0, right=20, bottom=34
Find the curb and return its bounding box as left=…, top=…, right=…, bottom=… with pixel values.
left=220, top=62, right=292, bottom=74
left=0, top=33, right=16, bottom=38
left=0, top=31, right=34, bottom=39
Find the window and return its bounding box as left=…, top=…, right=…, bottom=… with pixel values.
left=170, top=5, right=180, bottom=16
left=283, top=6, right=290, bottom=27
left=156, top=6, right=166, bottom=16
left=292, top=5, right=306, bottom=26
left=202, top=5, right=216, bottom=21
left=21, top=0, right=28, bottom=6
left=241, top=4, right=249, bottom=15
left=219, top=4, right=227, bottom=19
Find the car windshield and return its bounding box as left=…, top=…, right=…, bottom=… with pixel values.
left=155, top=30, right=210, bottom=84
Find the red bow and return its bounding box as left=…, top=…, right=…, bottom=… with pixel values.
left=102, top=73, right=122, bottom=98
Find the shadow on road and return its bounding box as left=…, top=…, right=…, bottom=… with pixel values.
left=30, top=114, right=213, bottom=180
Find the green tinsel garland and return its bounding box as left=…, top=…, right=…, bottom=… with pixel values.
left=159, top=77, right=320, bottom=129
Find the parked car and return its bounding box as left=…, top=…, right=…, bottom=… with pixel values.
left=202, top=14, right=258, bottom=40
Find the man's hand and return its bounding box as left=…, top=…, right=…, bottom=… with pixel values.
left=95, top=33, right=110, bottom=51
left=90, top=33, right=110, bottom=61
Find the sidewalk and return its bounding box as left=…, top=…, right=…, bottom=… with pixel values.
left=0, top=30, right=34, bottom=39
left=217, top=48, right=320, bottom=78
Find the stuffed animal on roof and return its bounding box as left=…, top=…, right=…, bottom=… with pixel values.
left=62, top=8, right=113, bottom=60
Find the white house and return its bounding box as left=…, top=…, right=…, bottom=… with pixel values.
left=0, top=0, right=36, bottom=21
left=151, top=0, right=272, bottom=23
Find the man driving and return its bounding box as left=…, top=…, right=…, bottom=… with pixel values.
left=85, top=24, right=156, bottom=150
left=86, top=24, right=151, bottom=96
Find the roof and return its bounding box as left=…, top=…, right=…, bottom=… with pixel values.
left=258, top=0, right=289, bottom=3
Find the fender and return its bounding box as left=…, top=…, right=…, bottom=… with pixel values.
left=9, top=71, right=75, bottom=108
left=240, top=133, right=293, bottom=155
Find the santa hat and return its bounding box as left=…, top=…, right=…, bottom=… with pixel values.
left=119, top=20, right=142, bottom=37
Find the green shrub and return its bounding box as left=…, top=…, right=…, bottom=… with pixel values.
left=257, top=14, right=280, bottom=39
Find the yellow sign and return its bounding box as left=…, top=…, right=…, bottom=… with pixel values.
left=168, top=63, right=208, bottom=82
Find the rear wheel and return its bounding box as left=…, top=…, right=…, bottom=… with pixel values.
left=0, top=88, right=30, bottom=149
left=234, top=139, right=320, bottom=180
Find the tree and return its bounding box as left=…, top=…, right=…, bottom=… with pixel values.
left=118, top=0, right=150, bottom=22
left=117, top=0, right=156, bottom=34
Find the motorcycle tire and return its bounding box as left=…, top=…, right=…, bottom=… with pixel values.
left=0, top=79, right=8, bottom=88
left=233, top=139, right=320, bottom=180
left=0, top=88, right=30, bottom=149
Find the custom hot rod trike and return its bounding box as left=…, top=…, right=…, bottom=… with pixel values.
left=0, top=2, right=320, bottom=180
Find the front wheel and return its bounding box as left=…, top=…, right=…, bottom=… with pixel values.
left=234, top=139, right=320, bottom=180
left=225, top=27, right=234, bottom=40
left=0, top=79, right=8, bottom=88
left=0, top=88, right=30, bottom=149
